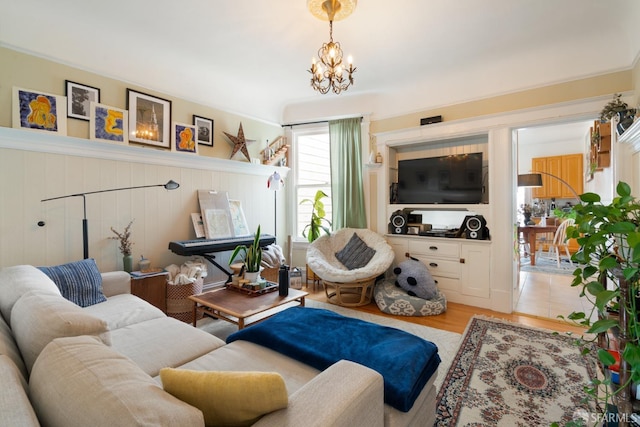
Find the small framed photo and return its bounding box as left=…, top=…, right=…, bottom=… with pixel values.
left=65, top=80, right=100, bottom=121
left=127, top=89, right=172, bottom=148
left=193, top=115, right=214, bottom=146
left=89, top=102, right=128, bottom=145
left=12, top=87, right=67, bottom=135
left=172, top=122, right=198, bottom=154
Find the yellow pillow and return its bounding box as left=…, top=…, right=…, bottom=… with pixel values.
left=159, top=368, right=288, bottom=427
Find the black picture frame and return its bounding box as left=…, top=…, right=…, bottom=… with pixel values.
left=65, top=80, right=100, bottom=121
left=127, top=89, right=172, bottom=148
left=193, top=114, right=214, bottom=146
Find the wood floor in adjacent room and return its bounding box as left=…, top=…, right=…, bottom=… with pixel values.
left=305, top=280, right=588, bottom=336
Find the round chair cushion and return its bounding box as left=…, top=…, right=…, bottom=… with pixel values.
left=374, top=280, right=447, bottom=317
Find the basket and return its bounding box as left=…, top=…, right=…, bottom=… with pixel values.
left=166, top=278, right=203, bottom=323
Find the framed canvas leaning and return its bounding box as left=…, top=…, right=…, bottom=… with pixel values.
left=127, top=89, right=172, bottom=148
left=89, top=102, right=128, bottom=145
left=65, top=80, right=100, bottom=121
left=12, top=87, right=67, bottom=135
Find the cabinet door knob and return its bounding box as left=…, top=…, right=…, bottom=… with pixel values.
left=429, top=246, right=438, bottom=250
left=429, top=262, right=438, bottom=267
left=460, top=258, right=465, bottom=264
left=434, top=279, right=438, bottom=284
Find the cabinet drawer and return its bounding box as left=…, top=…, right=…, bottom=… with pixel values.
left=431, top=275, right=459, bottom=292
left=413, top=255, right=460, bottom=278
left=408, top=240, right=459, bottom=258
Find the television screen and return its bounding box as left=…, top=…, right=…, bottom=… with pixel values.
left=397, top=153, right=483, bottom=204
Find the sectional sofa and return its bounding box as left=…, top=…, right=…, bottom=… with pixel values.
left=0, top=263, right=438, bottom=426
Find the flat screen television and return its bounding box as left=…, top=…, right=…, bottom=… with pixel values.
left=397, top=153, right=483, bottom=204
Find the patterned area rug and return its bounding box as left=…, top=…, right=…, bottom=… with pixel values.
left=519, top=256, right=575, bottom=276
left=435, top=316, right=597, bottom=426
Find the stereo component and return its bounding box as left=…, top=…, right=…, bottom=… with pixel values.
left=462, top=215, right=489, bottom=240
left=389, top=210, right=408, bottom=234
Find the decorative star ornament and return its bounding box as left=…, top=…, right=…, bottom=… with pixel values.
left=224, top=123, right=254, bottom=162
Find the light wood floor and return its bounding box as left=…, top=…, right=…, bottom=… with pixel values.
left=305, top=283, right=587, bottom=335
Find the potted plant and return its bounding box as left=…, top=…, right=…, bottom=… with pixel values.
left=300, top=190, right=332, bottom=243
left=560, top=181, right=640, bottom=423
left=229, top=225, right=263, bottom=282
left=300, top=190, right=332, bottom=284
left=109, top=219, right=134, bottom=273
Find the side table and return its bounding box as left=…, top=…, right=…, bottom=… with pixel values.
left=130, top=272, right=169, bottom=313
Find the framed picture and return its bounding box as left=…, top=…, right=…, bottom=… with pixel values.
left=89, top=102, right=128, bottom=145
left=65, top=80, right=100, bottom=121
left=191, top=213, right=206, bottom=238
left=229, top=200, right=250, bottom=237
left=172, top=122, right=198, bottom=154
left=126, top=89, right=172, bottom=148
left=12, top=87, right=67, bottom=135
left=193, top=115, right=214, bottom=146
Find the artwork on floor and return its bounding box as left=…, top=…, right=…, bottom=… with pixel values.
left=193, top=115, right=214, bottom=146
left=89, top=102, right=128, bottom=145
left=126, top=88, right=172, bottom=148
left=12, top=87, right=67, bottom=135
left=65, top=80, right=100, bottom=121
left=172, top=122, right=198, bottom=154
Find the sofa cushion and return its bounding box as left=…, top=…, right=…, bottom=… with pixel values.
left=0, top=355, right=40, bottom=427
left=109, top=316, right=225, bottom=377
left=335, top=232, right=377, bottom=270
left=160, top=368, right=288, bottom=427
left=29, top=336, right=204, bottom=427
left=0, top=265, right=61, bottom=325
left=38, top=258, right=107, bottom=307
left=11, top=290, right=111, bottom=373
left=0, top=312, right=28, bottom=380
left=83, top=293, right=165, bottom=330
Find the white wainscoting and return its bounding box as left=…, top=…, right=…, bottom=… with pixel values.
left=0, top=127, right=288, bottom=286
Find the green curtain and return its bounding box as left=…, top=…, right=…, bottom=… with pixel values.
left=329, top=118, right=367, bottom=229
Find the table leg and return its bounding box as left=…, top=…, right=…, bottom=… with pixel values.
left=528, top=232, right=537, bottom=266
left=238, top=318, right=245, bottom=329
left=192, top=302, right=197, bottom=327
left=300, top=296, right=305, bottom=307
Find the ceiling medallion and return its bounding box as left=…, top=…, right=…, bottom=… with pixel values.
left=307, top=0, right=357, bottom=95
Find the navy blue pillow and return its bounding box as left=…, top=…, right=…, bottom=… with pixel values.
left=38, top=259, right=107, bottom=307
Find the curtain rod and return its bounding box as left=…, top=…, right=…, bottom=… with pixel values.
left=282, top=116, right=363, bottom=128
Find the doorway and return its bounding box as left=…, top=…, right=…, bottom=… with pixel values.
left=515, top=120, right=593, bottom=320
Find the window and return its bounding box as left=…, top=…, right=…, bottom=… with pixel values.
left=291, top=126, right=332, bottom=240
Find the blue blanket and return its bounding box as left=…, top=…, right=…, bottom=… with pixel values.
left=227, top=307, right=440, bottom=412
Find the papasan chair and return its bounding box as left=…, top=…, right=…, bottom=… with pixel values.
left=306, top=228, right=395, bottom=307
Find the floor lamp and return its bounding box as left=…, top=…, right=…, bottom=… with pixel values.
left=40, top=180, right=180, bottom=259
left=517, top=172, right=580, bottom=200
left=267, top=171, right=283, bottom=236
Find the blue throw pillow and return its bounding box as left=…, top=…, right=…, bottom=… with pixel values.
left=38, top=259, right=107, bottom=307
left=335, top=232, right=376, bottom=270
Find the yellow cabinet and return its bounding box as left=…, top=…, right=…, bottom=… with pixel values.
left=531, top=153, right=583, bottom=199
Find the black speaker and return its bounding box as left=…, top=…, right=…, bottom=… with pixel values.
left=462, top=215, right=489, bottom=240
left=389, top=210, right=408, bottom=234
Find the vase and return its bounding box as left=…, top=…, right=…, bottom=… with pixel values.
left=244, top=271, right=260, bottom=283
left=523, top=213, right=532, bottom=226
left=123, top=255, right=133, bottom=273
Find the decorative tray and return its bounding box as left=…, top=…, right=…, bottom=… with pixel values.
left=224, top=282, right=278, bottom=296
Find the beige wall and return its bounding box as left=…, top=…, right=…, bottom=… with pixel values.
left=370, top=71, right=633, bottom=135
left=0, top=47, right=283, bottom=161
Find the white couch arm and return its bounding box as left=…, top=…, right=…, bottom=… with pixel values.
left=254, top=360, right=384, bottom=427
left=100, top=271, right=131, bottom=297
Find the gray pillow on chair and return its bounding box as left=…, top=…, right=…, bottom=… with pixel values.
left=335, top=233, right=376, bottom=270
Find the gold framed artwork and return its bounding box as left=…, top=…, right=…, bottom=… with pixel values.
left=89, top=102, right=128, bottom=145
left=12, top=87, right=67, bottom=135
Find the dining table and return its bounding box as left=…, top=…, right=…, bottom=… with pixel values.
left=518, top=224, right=558, bottom=265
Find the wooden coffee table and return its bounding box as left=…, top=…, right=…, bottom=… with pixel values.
left=188, top=287, right=308, bottom=329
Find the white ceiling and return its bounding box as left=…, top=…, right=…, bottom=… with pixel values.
left=1, top=0, right=639, bottom=124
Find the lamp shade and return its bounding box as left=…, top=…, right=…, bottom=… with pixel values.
left=517, top=173, right=543, bottom=188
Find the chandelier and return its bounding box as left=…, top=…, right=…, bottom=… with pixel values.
left=307, top=0, right=357, bottom=95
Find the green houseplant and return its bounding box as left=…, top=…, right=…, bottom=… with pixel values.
left=229, top=225, right=263, bottom=274
left=561, top=181, right=640, bottom=423
left=300, top=190, right=332, bottom=243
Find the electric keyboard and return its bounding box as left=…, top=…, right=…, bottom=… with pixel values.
left=168, top=234, right=276, bottom=256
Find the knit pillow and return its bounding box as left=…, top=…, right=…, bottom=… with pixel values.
left=160, top=368, right=288, bottom=427
left=335, top=232, right=376, bottom=270
left=38, top=258, right=107, bottom=307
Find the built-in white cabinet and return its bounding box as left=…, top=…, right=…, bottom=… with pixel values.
left=385, top=235, right=491, bottom=305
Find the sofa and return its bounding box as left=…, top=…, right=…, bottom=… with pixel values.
left=0, top=263, right=437, bottom=427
